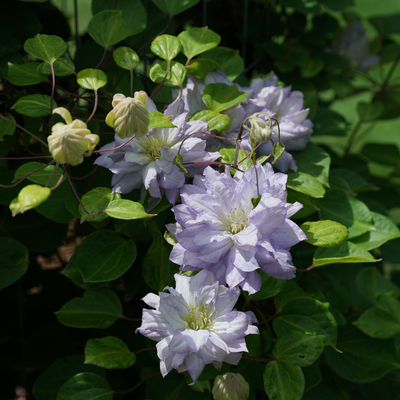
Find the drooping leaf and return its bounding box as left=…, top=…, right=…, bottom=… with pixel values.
left=113, top=47, right=139, bottom=71
left=55, top=289, right=123, bottom=329
left=202, top=83, right=248, bottom=112
left=272, top=142, right=285, bottom=164
left=13, top=94, right=57, bottom=117
left=76, top=230, right=137, bottom=282
left=189, top=110, right=231, bottom=132
left=313, top=242, right=377, bottom=267
left=105, top=199, right=156, bottom=220
left=218, top=147, right=252, bottom=171
left=287, top=172, right=326, bottom=198
left=24, top=34, right=67, bottom=64
left=7, top=62, right=48, bottom=85
left=148, top=110, right=176, bottom=129
left=300, top=220, right=348, bottom=247
left=88, top=10, right=135, bottom=48
left=0, top=237, right=29, bottom=289
left=178, top=27, right=221, bottom=60
left=150, top=34, right=181, bottom=61
left=77, top=68, right=107, bottom=90
left=151, top=0, right=201, bottom=16
left=202, top=46, right=244, bottom=80
left=85, top=336, right=136, bottom=369
left=318, top=189, right=374, bottom=239
left=56, top=372, right=113, bottom=400
left=292, top=143, right=331, bottom=186
left=324, top=316, right=400, bottom=383
left=149, top=60, right=187, bottom=87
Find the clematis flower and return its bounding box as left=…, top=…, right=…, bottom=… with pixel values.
left=136, top=270, right=258, bottom=383
left=95, top=113, right=220, bottom=205
left=167, top=163, right=307, bottom=294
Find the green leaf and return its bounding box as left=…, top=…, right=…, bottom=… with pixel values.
left=353, top=294, right=400, bottom=339
left=178, top=27, right=221, bottom=60
left=202, top=83, right=248, bottom=112
left=318, top=189, right=374, bottom=239
left=0, top=115, right=16, bottom=142
left=76, top=230, right=137, bottom=282
left=187, top=58, right=220, bottom=81
left=319, top=0, right=354, bottom=11
left=151, top=0, right=201, bottom=16
left=324, top=316, right=400, bottom=383
left=0, top=237, right=29, bottom=289
left=24, top=34, right=66, bottom=64
left=7, top=62, right=48, bottom=85
left=32, top=355, right=106, bottom=400
left=61, top=252, right=105, bottom=291
left=361, top=143, right=400, bottom=167
left=247, top=272, right=287, bottom=301
left=79, top=187, right=115, bottom=223
left=370, top=14, right=400, bottom=35
left=10, top=184, right=51, bottom=216
left=202, top=46, right=244, bottom=81
left=88, top=10, right=135, bottom=48
left=105, top=199, right=156, bottom=220
left=272, top=142, right=285, bottom=164
left=330, top=168, right=379, bottom=193
left=351, top=211, right=400, bottom=250
left=189, top=110, right=231, bottom=132
left=142, top=219, right=175, bottom=291
left=113, top=47, right=139, bottom=71
left=13, top=94, right=57, bottom=117
left=14, top=162, right=64, bottom=186
left=303, top=364, right=322, bottom=393
left=77, top=68, right=107, bottom=91
left=312, top=107, right=348, bottom=137
left=218, top=147, right=252, bottom=171
left=173, top=153, right=187, bottom=173
left=85, top=336, right=136, bottom=369
left=300, top=58, right=324, bottom=78
left=355, top=267, right=400, bottom=306
left=92, top=0, right=147, bottom=36
left=263, top=361, right=305, bottom=400
left=287, top=172, right=326, bottom=198
left=287, top=189, right=319, bottom=219
left=57, top=372, right=113, bottom=400
left=273, top=332, right=325, bottom=366
left=55, top=289, right=123, bottom=329
left=292, top=143, right=331, bottom=186
left=280, top=0, right=319, bottom=13
left=300, top=220, right=349, bottom=247
left=39, top=57, right=76, bottom=77
left=273, top=297, right=338, bottom=348
left=314, top=242, right=376, bottom=267
left=149, top=110, right=176, bottom=129
left=151, top=34, right=181, bottom=61
left=149, top=60, right=187, bottom=87
left=357, top=101, right=384, bottom=122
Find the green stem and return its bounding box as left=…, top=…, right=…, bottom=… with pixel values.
left=344, top=119, right=362, bottom=155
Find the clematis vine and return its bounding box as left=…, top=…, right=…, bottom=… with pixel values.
left=167, top=163, right=307, bottom=294
left=136, top=270, right=258, bottom=383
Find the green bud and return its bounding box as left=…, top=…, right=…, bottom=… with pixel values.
left=9, top=184, right=51, bottom=216
left=248, top=116, right=272, bottom=144
left=106, top=91, right=150, bottom=139
left=48, top=107, right=99, bottom=166
left=212, top=373, right=250, bottom=400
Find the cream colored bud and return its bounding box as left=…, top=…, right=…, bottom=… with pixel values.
left=106, top=91, right=150, bottom=139
left=212, top=373, right=250, bottom=400
left=249, top=116, right=272, bottom=143
left=9, top=184, right=51, bottom=216
left=48, top=108, right=99, bottom=166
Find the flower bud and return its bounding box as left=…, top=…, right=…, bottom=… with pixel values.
left=212, top=373, right=250, bottom=400
left=48, top=108, right=99, bottom=166
left=105, top=91, right=150, bottom=139
left=9, top=184, right=51, bottom=216
left=248, top=116, right=272, bottom=144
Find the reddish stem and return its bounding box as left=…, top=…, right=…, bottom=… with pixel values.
left=0, top=156, right=52, bottom=160
left=150, top=59, right=171, bottom=99
left=137, top=16, right=172, bottom=54
left=49, top=168, right=66, bottom=190
left=69, top=166, right=99, bottom=180
left=50, top=62, right=56, bottom=125
left=242, top=355, right=274, bottom=363
left=95, top=47, right=108, bottom=70
left=173, top=377, right=188, bottom=400
left=92, top=135, right=136, bottom=153
left=45, top=162, right=59, bottom=187
left=86, top=89, right=98, bottom=124
left=133, top=347, right=156, bottom=354
left=296, top=263, right=317, bottom=273
left=113, top=372, right=161, bottom=395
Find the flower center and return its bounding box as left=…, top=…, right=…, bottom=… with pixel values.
left=181, top=304, right=212, bottom=331
left=141, top=136, right=164, bottom=160
left=223, top=207, right=249, bottom=235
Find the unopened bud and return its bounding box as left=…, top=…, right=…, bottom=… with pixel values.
left=48, top=108, right=99, bottom=166
left=248, top=116, right=272, bottom=144
left=212, top=373, right=250, bottom=400
left=9, top=184, right=51, bottom=216
left=106, top=91, right=150, bottom=139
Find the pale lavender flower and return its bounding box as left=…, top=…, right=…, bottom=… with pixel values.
left=95, top=113, right=220, bottom=205
left=167, top=163, right=307, bottom=294
left=136, top=269, right=258, bottom=383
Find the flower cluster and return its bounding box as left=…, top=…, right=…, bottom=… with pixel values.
left=96, top=71, right=310, bottom=382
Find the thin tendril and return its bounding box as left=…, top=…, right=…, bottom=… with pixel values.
left=86, top=89, right=98, bottom=124
left=45, top=162, right=59, bottom=187
left=50, top=62, right=56, bottom=125
left=92, top=135, right=136, bottom=153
